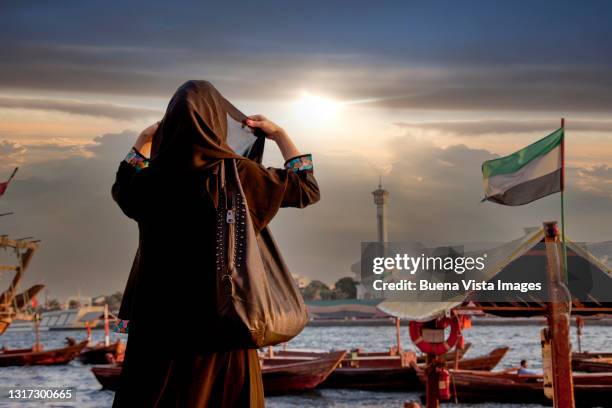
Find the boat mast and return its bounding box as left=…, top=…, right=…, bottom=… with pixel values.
left=0, top=238, right=39, bottom=306
left=33, top=313, right=41, bottom=352
left=0, top=237, right=39, bottom=334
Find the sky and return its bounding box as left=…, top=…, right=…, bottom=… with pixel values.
left=0, top=1, right=611, bottom=299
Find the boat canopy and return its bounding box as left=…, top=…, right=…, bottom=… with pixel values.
left=378, top=227, right=612, bottom=321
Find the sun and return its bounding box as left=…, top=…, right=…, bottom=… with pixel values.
left=294, top=91, right=341, bottom=121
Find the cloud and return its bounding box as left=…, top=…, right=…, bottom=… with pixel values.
left=575, top=165, right=612, bottom=197
left=0, top=128, right=611, bottom=297
left=2, top=2, right=612, bottom=114
left=0, top=131, right=136, bottom=299
left=394, top=119, right=612, bottom=136
left=3, top=44, right=612, bottom=113
left=0, top=140, right=27, bottom=169
left=353, top=65, right=612, bottom=112
left=1, top=2, right=611, bottom=297
left=0, top=139, right=97, bottom=174
left=0, top=96, right=162, bottom=120
left=273, top=133, right=612, bottom=287
left=0, top=140, right=27, bottom=155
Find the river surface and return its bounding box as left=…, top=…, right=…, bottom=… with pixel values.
left=1, top=324, right=610, bottom=407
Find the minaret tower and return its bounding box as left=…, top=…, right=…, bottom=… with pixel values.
left=372, top=177, right=389, bottom=244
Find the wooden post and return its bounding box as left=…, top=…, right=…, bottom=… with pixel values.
left=103, top=304, right=110, bottom=347
left=33, top=313, right=41, bottom=352
left=541, top=328, right=554, bottom=400
left=395, top=317, right=402, bottom=353
left=453, top=344, right=460, bottom=370
left=85, top=321, right=92, bottom=344
left=543, top=221, right=575, bottom=408
left=425, top=354, right=439, bottom=408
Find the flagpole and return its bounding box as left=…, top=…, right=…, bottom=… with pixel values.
left=8, top=167, right=18, bottom=182
left=560, top=118, right=567, bottom=282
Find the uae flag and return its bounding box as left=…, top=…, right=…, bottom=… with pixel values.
left=482, top=128, right=564, bottom=206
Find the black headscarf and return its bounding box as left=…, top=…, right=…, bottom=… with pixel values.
left=151, top=80, right=265, bottom=205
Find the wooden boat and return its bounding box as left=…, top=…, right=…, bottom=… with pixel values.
left=322, top=347, right=506, bottom=391
left=91, top=366, right=121, bottom=391
left=92, top=350, right=347, bottom=394
left=572, top=356, right=612, bottom=373
left=0, top=339, right=88, bottom=367
left=79, top=340, right=123, bottom=365
left=573, top=350, right=612, bottom=373
left=573, top=351, right=612, bottom=360
left=261, top=350, right=346, bottom=394
left=268, top=342, right=471, bottom=363
left=263, top=346, right=508, bottom=391
left=91, top=364, right=121, bottom=391
left=416, top=369, right=612, bottom=407
left=453, top=346, right=508, bottom=370
left=0, top=345, right=33, bottom=354
left=417, top=342, right=472, bottom=364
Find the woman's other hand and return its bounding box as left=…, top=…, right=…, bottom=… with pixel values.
left=246, top=115, right=300, bottom=160
left=133, top=121, right=159, bottom=158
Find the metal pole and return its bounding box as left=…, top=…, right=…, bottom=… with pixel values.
left=543, top=221, right=575, bottom=408
left=426, top=354, right=440, bottom=408
left=560, top=118, right=567, bottom=283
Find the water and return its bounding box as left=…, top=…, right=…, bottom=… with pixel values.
left=1, top=324, right=610, bottom=407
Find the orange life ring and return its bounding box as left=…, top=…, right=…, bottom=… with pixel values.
left=409, top=315, right=460, bottom=355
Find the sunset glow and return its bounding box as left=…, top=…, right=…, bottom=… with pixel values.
left=293, top=91, right=341, bottom=121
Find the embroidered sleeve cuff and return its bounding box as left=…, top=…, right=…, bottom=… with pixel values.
left=111, top=319, right=129, bottom=334
left=124, top=147, right=149, bottom=171
left=284, top=154, right=313, bottom=173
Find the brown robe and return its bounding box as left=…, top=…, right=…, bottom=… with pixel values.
left=111, top=81, right=320, bottom=407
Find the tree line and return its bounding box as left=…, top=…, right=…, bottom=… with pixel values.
left=300, top=277, right=357, bottom=301
left=40, top=277, right=358, bottom=312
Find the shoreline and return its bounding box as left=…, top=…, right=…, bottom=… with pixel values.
left=6, top=316, right=612, bottom=333
left=307, top=317, right=612, bottom=327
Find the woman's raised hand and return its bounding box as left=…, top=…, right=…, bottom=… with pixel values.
left=246, top=114, right=300, bottom=161
left=133, top=121, right=160, bottom=158
left=245, top=115, right=287, bottom=142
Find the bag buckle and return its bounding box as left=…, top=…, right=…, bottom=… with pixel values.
left=222, top=274, right=234, bottom=296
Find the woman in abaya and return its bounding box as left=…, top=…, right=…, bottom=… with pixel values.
left=111, top=80, right=320, bottom=407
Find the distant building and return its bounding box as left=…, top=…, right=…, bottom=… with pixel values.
left=355, top=179, right=390, bottom=299
left=5, top=305, right=105, bottom=332
left=372, top=178, right=390, bottom=245
left=306, top=299, right=389, bottom=320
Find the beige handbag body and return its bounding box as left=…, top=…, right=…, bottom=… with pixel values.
left=215, top=159, right=309, bottom=348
